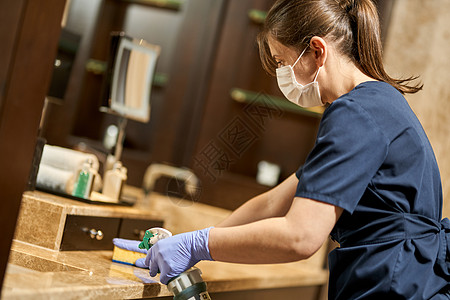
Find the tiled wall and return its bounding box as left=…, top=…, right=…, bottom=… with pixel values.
left=384, top=0, right=450, bottom=218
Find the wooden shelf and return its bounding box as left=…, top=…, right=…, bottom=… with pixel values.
left=230, top=88, right=324, bottom=118
left=122, top=0, right=183, bottom=11
left=248, top=9, right=267, bottom=24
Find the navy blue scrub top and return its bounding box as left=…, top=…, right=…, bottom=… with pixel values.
left=295, top=81, right=449, bottom=299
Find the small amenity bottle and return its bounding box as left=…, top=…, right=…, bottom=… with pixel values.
left=102, top=161, right=127, bottom=201
left=72, top=159, right=95, bottom=199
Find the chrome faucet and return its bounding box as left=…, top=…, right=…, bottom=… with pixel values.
left=142, top=163, right=199, bottom=195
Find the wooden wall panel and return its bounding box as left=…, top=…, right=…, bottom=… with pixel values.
left=0, top=0, right=66, bottom=290
left=0, top=1, right=24, bottom=112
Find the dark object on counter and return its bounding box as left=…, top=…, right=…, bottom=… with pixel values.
left=26, top=136, right=46, bottom=191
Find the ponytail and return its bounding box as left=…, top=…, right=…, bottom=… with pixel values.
left=348, top=0, right=422, bottom=94
left=258, top=0, right=423, bottom=94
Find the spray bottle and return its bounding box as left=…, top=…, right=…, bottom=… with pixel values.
left=139, top=228, right=211, bottom=300
left=167, top=267, right=211, bottom=300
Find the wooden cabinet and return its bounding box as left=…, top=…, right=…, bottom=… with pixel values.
left=61, top=215, right=120, bottom=250
left=118, top=217, right=163, bottom=240
left=14, top=191, right=164, bottom=251
left=60, top=215, right=163, bottom=251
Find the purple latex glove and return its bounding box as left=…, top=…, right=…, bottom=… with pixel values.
left=136, top=227, right=214, bottom=284
left=112, top=238, right=148, bottom=254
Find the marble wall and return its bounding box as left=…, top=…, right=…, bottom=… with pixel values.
left=384, top=0, right=450, bottom=218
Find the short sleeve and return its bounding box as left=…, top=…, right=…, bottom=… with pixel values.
left=295, top=98, right=389, bottom=214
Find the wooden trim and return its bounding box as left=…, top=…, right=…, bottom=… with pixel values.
left=0, top=0, right=66, bottom=291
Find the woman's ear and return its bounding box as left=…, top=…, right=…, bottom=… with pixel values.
left=309, top=36, right=327, bottom=68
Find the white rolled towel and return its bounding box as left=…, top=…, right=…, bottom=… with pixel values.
left=37, top=144, right=102, bottom=194
left=36, top=164, right=75, bottom=193
left=40, top=144, right=100, bottom=172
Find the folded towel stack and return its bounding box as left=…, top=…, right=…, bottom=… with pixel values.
left=36, top=144, right=102, bottom=194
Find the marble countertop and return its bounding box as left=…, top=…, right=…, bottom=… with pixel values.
left=2, top=190, right=329, bottom=299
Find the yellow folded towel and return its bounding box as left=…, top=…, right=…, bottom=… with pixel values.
left=112, top=246, right=146, bottom=266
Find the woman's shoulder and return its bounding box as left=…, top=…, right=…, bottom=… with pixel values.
left=343, top=81, right=402, bottom=102
left=326, top=81, right=405, bottom=114
left=324, top=80, right=419, bottom=142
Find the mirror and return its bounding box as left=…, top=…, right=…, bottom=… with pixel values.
left=101, top=33, right=161, bottom=123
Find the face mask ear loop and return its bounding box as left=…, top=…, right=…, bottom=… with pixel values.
left=313, top=66, right=322, bottom=83
left=291, top=46, right=309, bottom=68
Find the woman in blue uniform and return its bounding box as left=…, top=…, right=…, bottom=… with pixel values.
left=114, top=0, right=449, bottom=298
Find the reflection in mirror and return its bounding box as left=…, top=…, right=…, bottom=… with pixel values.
left=101, top=33, right=161, bottom=123
left=46, top=28, right=81, bottom=102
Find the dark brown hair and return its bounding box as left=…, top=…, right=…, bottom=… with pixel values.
left=257, top=0, right=422, bottom=94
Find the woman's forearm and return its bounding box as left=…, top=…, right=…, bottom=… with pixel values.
left=209, top=197, right=341, bottom=264
left=210, top=217, right=307, bottom=264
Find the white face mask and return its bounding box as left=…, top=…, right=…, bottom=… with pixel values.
left=276, top=47, right=323, bottom=108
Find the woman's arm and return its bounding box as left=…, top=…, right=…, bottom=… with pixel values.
left=209, top=197, right=343, bottom=263
left=216, top=173, right=298, bottom=227
left=135, top=192, right=342, bottom=284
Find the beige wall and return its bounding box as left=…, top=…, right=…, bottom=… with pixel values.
left=384, top=0, right=450, bottom=218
